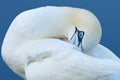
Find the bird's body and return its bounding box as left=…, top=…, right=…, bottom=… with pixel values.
left=24, top=39, right=120, bottom=80
left=2, top=6, right=120, bottom=80
left=86, top=44, right=120, bottom=61
left=4, top=38, right=120, bottom=80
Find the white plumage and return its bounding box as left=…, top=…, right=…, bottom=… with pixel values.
left=2, top=6, right=120, bottom=80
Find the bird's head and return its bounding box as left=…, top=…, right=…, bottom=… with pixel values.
left=67, top=10, right=102, bottom=52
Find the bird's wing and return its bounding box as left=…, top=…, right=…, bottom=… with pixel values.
left=85, top=44, right=120, bottom=61
left=85, top=44, right=120, bottom=80
left=24, top=39, right=120, bottom=80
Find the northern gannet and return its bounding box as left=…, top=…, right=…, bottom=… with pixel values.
left=2, top=6, right=120, bottom=80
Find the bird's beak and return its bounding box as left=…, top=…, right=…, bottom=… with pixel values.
left=69, top=27, right=84, bottom=51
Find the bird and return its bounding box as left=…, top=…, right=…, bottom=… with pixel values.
left=1, top=6, right=120, bottom=80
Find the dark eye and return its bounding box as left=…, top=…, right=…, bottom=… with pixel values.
left=78, top=31, right=84, bottom=38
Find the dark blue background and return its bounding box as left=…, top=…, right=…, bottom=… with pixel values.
left=0, top=0, right=120, bottom=80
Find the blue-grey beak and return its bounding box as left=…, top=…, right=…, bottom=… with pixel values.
left=69, top=27, right=85, bottom=51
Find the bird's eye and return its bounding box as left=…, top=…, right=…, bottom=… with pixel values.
left=78, top=31, right=84, bottom=38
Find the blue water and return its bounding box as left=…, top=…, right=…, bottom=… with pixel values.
left=0, top=0, right=120, bottom=80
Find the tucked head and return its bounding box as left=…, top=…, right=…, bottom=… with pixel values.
left=67, top=9, right=102, bottom=52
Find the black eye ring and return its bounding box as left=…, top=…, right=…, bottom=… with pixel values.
left=78, top=31, right=85, bottom=38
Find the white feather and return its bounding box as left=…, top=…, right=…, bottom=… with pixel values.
left=1, top=6, right=120, bottom=80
